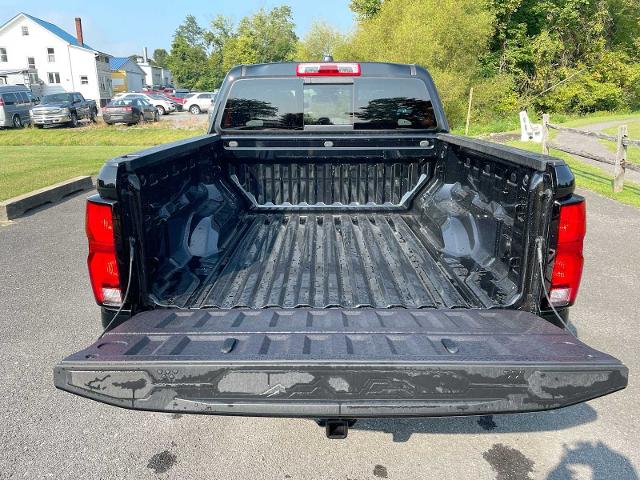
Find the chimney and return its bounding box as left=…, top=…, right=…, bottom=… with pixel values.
left=143, top=47, right=148, bottom=63
left=75, top=17, right=84, bottom=46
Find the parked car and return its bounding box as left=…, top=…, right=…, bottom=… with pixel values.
left=54, top=61, right=627, bottom=440
left=184, top=91, right=216, bottom=114
left=150, top=93, right=182, bottom=111
left=103, top=98, right=159, bottom=125
left=0, top=85, right=35, bottom=128
left=171, top=88, right=191, bottom=100
left=115, top=93, right=175, bottom=115
left=30, top=92, right=97, bottom=128
left=144, top=90, right=185, bottom=111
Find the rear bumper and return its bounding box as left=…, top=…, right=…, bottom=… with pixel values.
left=54, top=308, right=627, bottom=418
left=54, top=361, right=627, bottom=417
left=103, top=113, right=136, bottom=124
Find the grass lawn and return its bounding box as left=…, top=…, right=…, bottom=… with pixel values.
left=0, top=123, right=204, bottom=201
left=0, top=146, right=143, bottom=201
left=600, top=118, right=640, bottom=166
left=0, top=123, right=202, bottom=147
left=453, top=110, right=640, bottom=137
left=552, top=111, right=640, bottom=129
left=508, top=140, right=640, bottom=208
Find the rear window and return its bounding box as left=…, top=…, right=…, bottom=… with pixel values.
left=221, top=77, right=436, bottom=131
left=109, top=100, right=133, bottom=106
left=42, top=93, right=72, bottom=103
left=2, top=93, right=18, bottom=105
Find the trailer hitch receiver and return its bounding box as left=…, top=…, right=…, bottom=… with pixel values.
left=317, top=419, right=357, bottom=439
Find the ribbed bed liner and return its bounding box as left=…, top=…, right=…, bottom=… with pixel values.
left=191, top=212, right=494, bottom=309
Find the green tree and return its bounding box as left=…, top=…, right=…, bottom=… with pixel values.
left=349, top=0, right=384, bottom=19
left=166, top=16, right=218, bottom=90
left=153, top=48, right=168, bottom=67
left=483, top=0, right=640, bottom=113
left=295, top=21, right=351, bottom=61
left=221, top=6, right=298, bottom=71
left=174, top=14, right=207, bottom=47
left=205, top=15, right=235, bottom=88
left=348, top=0, right=495, bottom=125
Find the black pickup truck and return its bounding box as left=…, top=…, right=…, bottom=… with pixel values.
left=55, top=62, right=627, bottom=438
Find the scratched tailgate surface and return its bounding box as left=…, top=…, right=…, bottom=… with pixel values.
left=53, top=308, right=627, bottom=417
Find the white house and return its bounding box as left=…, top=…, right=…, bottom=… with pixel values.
left=136, top=48, right=174, bottom=88
left=109, top=57, right=145, bottom=94
left=0, top=13, right=113, bottom=106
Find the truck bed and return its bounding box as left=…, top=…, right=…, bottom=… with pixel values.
left=141, top=137, right=531, bottom=312
left=192, top=212, right=488, bottom=309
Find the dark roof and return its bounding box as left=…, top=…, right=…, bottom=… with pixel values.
left=2, top=12, right=95, bottom=50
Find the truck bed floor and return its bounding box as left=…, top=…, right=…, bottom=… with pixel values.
left=192, top=213, right=491, bottom=309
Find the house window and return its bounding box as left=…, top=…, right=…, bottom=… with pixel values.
left=22, top=26, right=29, bottom=36
left=80, top=75, right=88, bottom=85
left=0, top=48, right=7, bottom=62
left=27, top=57, right=36, bottom=69
left=47, top=72, right=61, bottom=84
left=28, top=72, right=39, bottom=84
left=47, top=48, right=55, bottom=62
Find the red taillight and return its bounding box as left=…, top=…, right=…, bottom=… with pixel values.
left=86, top=200, right=122, bottom=306
left=549, top=200, right=586, bottom=307
left=297, top=63, right=361, bottom=76
left=0, top=97, right=4, bottom=106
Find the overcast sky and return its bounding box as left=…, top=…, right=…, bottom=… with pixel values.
left=0, top=0, right=355, bottom=56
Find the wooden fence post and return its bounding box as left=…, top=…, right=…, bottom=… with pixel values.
left=542, top=114, right=550, bottom=155
left=464, top=87, right=474, bottom=136
left=613, top=124, right=628, bottom=193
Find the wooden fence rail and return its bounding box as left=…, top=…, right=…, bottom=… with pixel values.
left=542, top=114, right=639, bottom=192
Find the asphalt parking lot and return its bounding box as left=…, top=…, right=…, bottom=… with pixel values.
left=0, top=188, right=638, bottom=479
left=157, top=109, right=209, bottom=128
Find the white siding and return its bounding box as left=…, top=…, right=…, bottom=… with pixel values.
left=126, top=71, right=144, bottom=91
left=139, top=64, right=168, bottom=87
left=0, top=14, right=112, bottom=105
left=161, top=68, right=173, bottom=87
left=67, top=45, right=101, bottom=102
left=124, top=63, right=144, bottom=91
left=0, top=16, right=70, bottom=94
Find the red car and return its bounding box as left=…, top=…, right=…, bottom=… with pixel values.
left=143, top=89, right=185, bottom=110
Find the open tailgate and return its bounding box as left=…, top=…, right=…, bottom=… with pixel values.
left=54, top=309, right=627, bottom=417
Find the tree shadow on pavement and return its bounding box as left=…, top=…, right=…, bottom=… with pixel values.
left=351, top=403, right=597, bottom=443
left=547, top=441, right=638, bottom=480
